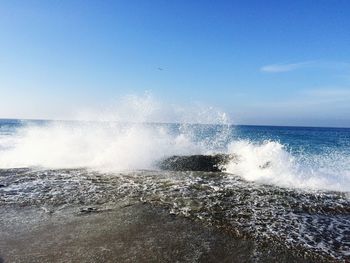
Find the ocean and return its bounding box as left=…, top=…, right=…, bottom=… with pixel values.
left=0, top=119, right=349, bottom=262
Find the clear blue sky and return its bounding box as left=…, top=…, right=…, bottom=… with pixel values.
left=1, top=0, right=350, bottom=127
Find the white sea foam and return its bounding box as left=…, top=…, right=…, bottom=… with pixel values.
left=0, top=122, right=203, bottom=171
left=0, top=94, right=229, bottom=171
left=225, top=140, right=350, bottom=191
left=1, top=123, right=349, bottom=191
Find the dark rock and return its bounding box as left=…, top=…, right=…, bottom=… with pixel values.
left=158, top=154, right=235, bottom=172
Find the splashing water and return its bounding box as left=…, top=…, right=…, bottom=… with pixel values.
left=0, top=95, right=350, bottom=192
left=225, top=140, right=350, bottom=191
left=0, top=122, right=201, bottom=171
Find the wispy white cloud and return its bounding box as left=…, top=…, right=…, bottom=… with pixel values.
left=260, top=61, right=314, bottom=73
left=260, top=60, right=350, bottom=73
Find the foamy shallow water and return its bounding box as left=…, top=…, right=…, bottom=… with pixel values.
left=1, top=168, right=349, bottom=261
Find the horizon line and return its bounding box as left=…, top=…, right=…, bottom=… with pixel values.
left=0, top=117, right=350, bottom=129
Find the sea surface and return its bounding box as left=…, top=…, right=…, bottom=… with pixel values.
left=0, top=119, right=350, bottom=262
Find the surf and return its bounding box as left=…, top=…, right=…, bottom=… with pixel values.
left=0, top=95, right=350, bottom=192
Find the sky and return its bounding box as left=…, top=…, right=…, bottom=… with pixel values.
left=0, top=0, right=350, bottom=127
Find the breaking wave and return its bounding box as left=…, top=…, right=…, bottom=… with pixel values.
left=0, top=122, right=202, bottom=171
left=226, top=140, right=350, bottom=191
left=0, top=95, right=349, bottom=192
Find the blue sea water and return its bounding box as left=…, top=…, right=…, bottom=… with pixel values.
left=233, top=125, right=350, bottom=155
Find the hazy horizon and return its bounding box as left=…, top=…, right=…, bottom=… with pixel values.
left=1, top=117, right=350, bottom=129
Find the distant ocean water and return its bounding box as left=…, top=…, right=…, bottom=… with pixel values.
left=1, top=119, right=350, bottom=261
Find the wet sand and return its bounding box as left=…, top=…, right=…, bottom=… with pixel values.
left=0, top=203, right=254, bottom=263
